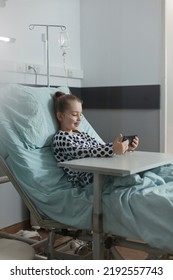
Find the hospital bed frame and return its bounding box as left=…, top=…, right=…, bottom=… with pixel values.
left=0, top=156, right=92, bottom=259
left=1, top=155, right=172, bottom=260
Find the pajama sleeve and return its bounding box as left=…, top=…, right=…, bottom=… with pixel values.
left=53, top=132, right=114, bottom=160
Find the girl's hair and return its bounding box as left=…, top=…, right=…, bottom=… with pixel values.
left=53, top=91, right=83, bottom=114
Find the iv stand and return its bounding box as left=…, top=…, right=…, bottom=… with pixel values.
left=29, top=24, right=66, bottom=87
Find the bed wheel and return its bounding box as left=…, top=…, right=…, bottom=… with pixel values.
left=104, top=236, right=113, bottom=249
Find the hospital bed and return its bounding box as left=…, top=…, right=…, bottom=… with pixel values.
left=1, top=83, right=173, bottom=259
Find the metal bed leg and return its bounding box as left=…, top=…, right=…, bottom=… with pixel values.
left=47, top=229, right=56, bottom=259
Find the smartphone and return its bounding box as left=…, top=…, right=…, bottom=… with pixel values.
left=122, top=135, right=137, bottom=146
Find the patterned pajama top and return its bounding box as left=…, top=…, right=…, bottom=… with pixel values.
left=52, top=131, right=114, bottom=187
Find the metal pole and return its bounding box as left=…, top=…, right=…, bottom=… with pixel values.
left=46, top=26, right=50, bottom=87
left=29, top=24, right=66, bottom=87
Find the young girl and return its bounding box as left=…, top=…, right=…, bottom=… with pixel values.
left=52, top=92, right=139, bottom=187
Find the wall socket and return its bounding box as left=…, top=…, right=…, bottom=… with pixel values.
left=25, top=64, right=40, bottom=74
left=15, top=62, right=83, bottom=78
left=68, top=69, right=73, bottom=77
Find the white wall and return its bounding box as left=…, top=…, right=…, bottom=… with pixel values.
left=80, top=0, right=162, bottom=87
left=80, top=0, right=163, bottom=152
left=0, top=0, right=82, bottom=87
left=165, top=0, right=173, bottom=153
left=0, top=182, right=29, bottom=228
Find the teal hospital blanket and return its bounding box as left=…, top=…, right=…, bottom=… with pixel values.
left=7, top=146, right=173, bottom=253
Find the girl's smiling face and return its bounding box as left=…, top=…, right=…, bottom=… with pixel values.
left=57, top=100, right=83, bottom=132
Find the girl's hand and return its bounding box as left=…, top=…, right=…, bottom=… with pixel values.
left=113, top=133, right=129, bottom=154
left=128, top=136, right=139, bottom=151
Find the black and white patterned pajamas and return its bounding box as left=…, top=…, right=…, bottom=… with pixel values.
left=52, top=131, right=114, bottom=187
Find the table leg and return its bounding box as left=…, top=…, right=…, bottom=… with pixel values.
left=93, top=172, right=104, bottom=259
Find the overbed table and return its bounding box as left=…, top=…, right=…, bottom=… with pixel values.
left=59, top=151, right=173, bottom=259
